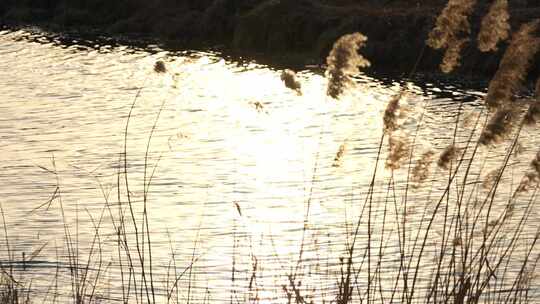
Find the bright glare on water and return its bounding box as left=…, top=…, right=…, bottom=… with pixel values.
left=0, top=29, right=538, bottom=303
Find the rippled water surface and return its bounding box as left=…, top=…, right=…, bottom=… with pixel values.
left=0, top=29, right=539, bottom=303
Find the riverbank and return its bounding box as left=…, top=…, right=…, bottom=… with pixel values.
left=1, top=0, right=539, bottom=77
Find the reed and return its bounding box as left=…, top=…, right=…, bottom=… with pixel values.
left=281, top=69, right=302, bottom=95
left=477, top=0, right=510, bottom=52
left=326, top=32, right=370, bottom=99
left=485, top=20, right=540, bottom=110
left=427, top=0, right=477, bottom=73
left=2, top=1, right=540, bottom=303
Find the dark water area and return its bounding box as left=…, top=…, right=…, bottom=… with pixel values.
left=0, top=28, right=539, bottom=303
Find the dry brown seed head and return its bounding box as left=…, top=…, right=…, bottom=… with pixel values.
left=477, top=0, right=510, bottom=52
left=437, top=144, right=460, bottom=170
left=154, top=60, right=167, bottom=73
left=326, top=33, right=370, bottom=100
left=281, top=69, right=302, bottom=95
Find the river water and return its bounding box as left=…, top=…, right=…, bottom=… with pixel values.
left=0, top=29, right=538, bottom=303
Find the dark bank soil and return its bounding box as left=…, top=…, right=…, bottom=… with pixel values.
left=1, top=0, right=539, bottom=78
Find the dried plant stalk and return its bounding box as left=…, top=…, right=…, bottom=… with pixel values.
left=485, top=20, right=540, bottom=109
left=479, top=106, right=516, bottom=145
left=437, top=144, right=460, bottom=170
left=411, top=150, right=436, bottom=187
left=477, top=0, right=510, bottom=52
left=281, top=69, right=302, bottom=95
left=326, top=33, right=370, bottom=99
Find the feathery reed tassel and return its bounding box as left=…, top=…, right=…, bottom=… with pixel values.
left=477, top=0, right=510, bottom=52
left=411, top=150, right=436, bottom=187
left=332, top=143, right=347, bottom=168
left=427, top=0, right=477, bottom=73
left=441, top=37, right=469, bottom=73
left=326, top=33, right=370, bottom=99
left=514, top=150, right=540, bottom=196
left=427, top=0, right=476, bottom=49
left=281, top=69, right=302, bottom=95
left=154, top=60, right=167, bottom=74
left=479, top=106, right=516, bottom=145
left=482, top=167, right=502, bottom=190
left=437, top=144, right=460, bottom=170
left=383, top=93, right=402, bottom=134
left=485, top=20, right=540, bottom=109
left=531, top=151, right=540, bottom=175
left=524, top=100, right=540, bottom=126
left=536, top=77, right=540, bottom=98
left=385, top=136, right=410, bottom=170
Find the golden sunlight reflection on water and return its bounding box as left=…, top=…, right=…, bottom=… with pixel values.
left=0, top=29, right=539, bottom=302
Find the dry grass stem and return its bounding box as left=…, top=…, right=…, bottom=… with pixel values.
left=437, top=144, right=460, bottom=170
left=485, top=20, right=540, bottom=109
left=281, top=69, right=302, bottom=95
left=411, top=150, right=436, bottom=187
left=479, top=106, right=517, bottom=145
left=326, top=33, right=370, bottom=99
left=154, top=60, right=167, bottom=74
left=477, top=0, right=510, bottom=52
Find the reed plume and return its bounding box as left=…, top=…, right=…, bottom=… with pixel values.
left=427, top=0, right=477, bottom=73
left=154, top=60, right=167, bottom=74
left=385, top=136, right=410, bottom=170
left=531, top=151, right=540, bottom=174
left=482, top=167, right=502, bottom=190
left=437, top=144, right=460, bottom=170
left=427, top=0, right=476, bottom=49
left=411, top=150, right=436, bottom=187
left=477, top=0, right=510, bottom=52
left=536, top=76, right=540, bottom=98
left=524, top=100, right=540, bottom=126
left=479, top=106, right=516, bottom=145
left=332, top=143, right=347, bottom=168
left=326, top=33, right=370, bottom=99
left=485, top=20, right=540, bottom=109
left=383, top=93, right=402, bottom=134
left=514, top=152, right=540, bottom=195
left=281, top=69, right=302, bottom=95
left=440, top=37, right=469, bottom=73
